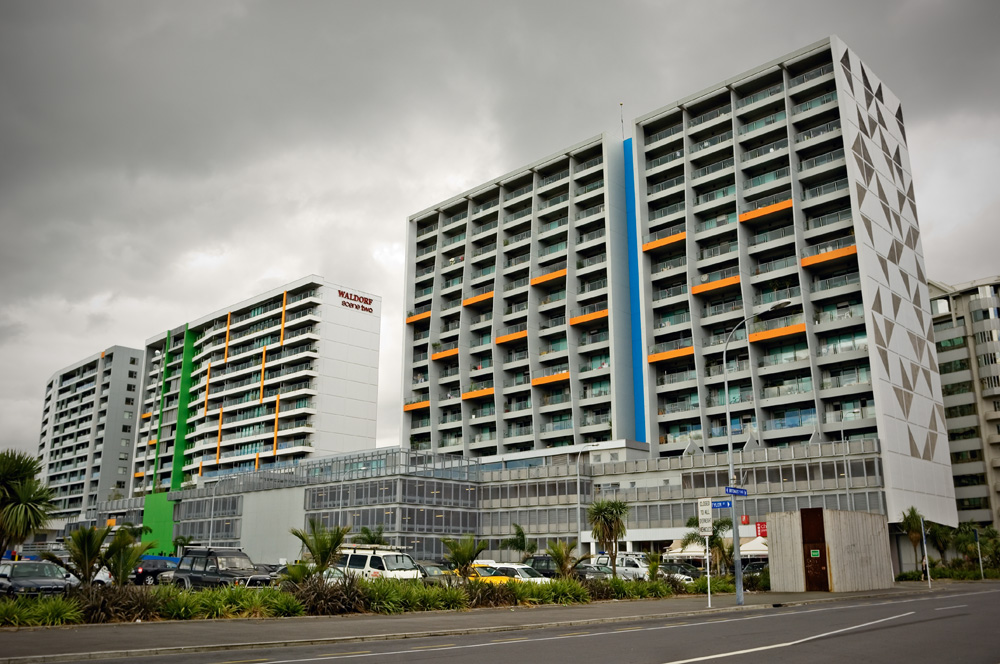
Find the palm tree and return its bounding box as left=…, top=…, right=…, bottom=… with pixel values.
left=925, top=522, right=953, bottom=565
left=588, top=499, right=630, bottom=578
left=441, top=533, right=488, bottom=578
left=645, top=550, right=663, bottom=580
left=289, top=518, right=351, bottom=575
left=65, top=525, right=113, bottom=586
left=172, top=535, right=194, bottom=556
left=499, top=523, right=537, bottom=561
left=546, top=539, right=589, bottom=578
left=681, top=516, right=733, bottom=576
left=119, top=522, right=153, bottom=540
left=102, top=529, right=155, bottom=586
left=953, top=523, right=979, bottom=562
left=981, top=527, right=1000, bottom=569
left=0, top=450, right=55, bottom=557
left=352, top=525, right=388, bottom=546
left=900, top=507, right=924, bottom=572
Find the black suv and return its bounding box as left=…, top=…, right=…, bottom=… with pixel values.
left=524, top=555, right=592, bottom=580
left=172, top=548, right=270, bottom=589
left=130, top=558, right=178, bottom=586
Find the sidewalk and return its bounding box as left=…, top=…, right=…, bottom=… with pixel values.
left=0, top=582, right=966, bottom=664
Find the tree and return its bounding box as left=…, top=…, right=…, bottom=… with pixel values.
left=289, top=518, right=351, bottom=576
left=681, top=516, right=734, bottom=576
left=441, top=534, right=488, bottom=578
left=0, top=450, right=55, bottom=557
left=353, top=525, right=388, bottom=546
left=953, top=523, right=980, bottom=562
left=588, top=499, right=630, bottom=578
left=900, top=507, right=924, bottom=572
left=102, top=529, right=155, bottom=586
left=645, top=549, right=663, bottom=580
left=925, top=522, right=953, bottom=564
left=119, top=522, right=153, bottom=540
left=981, top=527, right=1000, bottom=569
left=545, top=539, right=589, bottom=578
left=172, top=535, right=194, bottom=556
left=65, top=525, right=113, bottom=586
left=499, top=523, right=537, bottom=562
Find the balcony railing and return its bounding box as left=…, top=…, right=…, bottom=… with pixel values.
left=659, top=400, right=699, bottom=415
left=416, top=223, right=438, bottom=237
left=755, top=255, right=797, bottom=275
left=653, top=283, right=688, bottom=301
left=504, top=207, right=532, bottom=224
left=691, top=130, right=733, bottom=153
left=814, top=303, right=865, bottom=324
left=650, top=201, right=685, bottom=221
left=504, top=184, right=532, bottom=201
left=541, top=316, right=567, bottom=330
left=761, top=378, right=813, bottom=399
left=472, top=243, right=496, bottom=258
left=703, top=300, right=742, bottom=317
left=742, top=138, right=788, bottom=162
left=763, top=412, right=818, bottom=430
left=690, top=104, right=732, bottom=128
left=704, top=328, right=746, bottom=347
left=691, top=157, right=734, bottom=180
left=656, top=311, right=691, bottom=328
left=647, top=149, right=684, bottom=170
left=758, top=348, right=810, bottom=367
left=799, top=147, right=845, bottom=172
left=646, top=123, right=683, bottom=145
left=473, top=220, right=498, bottom=236
left=789, top=62, right=834, bottom=88
left=813, top=272, right=861, bottom=292
left=579, top=278, right=608, bottom=294
left=653, top=256, right=687, bottom=274
left=658, top=368, right=698, bottom=386
left=806, top=207, right=852, bottom=230
left=648, top=174, right=685, bottom=196
left=575, top=156, right=603, bottom=172
left=503, top=277, right=529, bottom=292
left=696, top=184, right=736, bottom=205
left=739, top=111, right=786, bottom=135
left=821, top=374, right=872, bottom=389
left=816, top=340, right=868, bottom=357
left=698, top=241, right=738, bottom=260
left=578, top=228, right=606, bottom=244
left=736, top=83, right=783, bottom=108
left=576, top=204, right=605, bottom=220
left=804, top=236, right=856, bottom=258
left=539, top=169, right=569, bottom=187
left=473, top=198, right=499, bottom=214
left=696, top=212, right=737, bottom=232
left=745, top=166, right=791, bottom=189
left=649, top=337, right=693, bottom=355
left=705, top=358, right=751, bottom=376
left=754, top=285, right=801, bottom=305
left=752, top=312, right=804, bottom=333
left=541, top=193, right=569, bottom=209
left=793, top=90, right=838, bottom=115
left=795, top=119, right=841, bottom=143
left=578, top=253, right=607, bottom=269
left=694, top=265, right=739, bottom=286
left=444, top=210, right=468, bottom=226
left=539, top=241, right=568, bottom=257
left=744, top=190, right=791, bottom=212
left=749, top=224, right=795, bottom=246
left=498, top=322, right=528, bottom=337
left=802, top=178, right=849, bottom=200
left=539, top=217, right=568, bottom=234
left=577, top=180, right=604, bottom=196
left=541, top=420, right=575, bottom=433
left=824, top=406, right=877, bottom=423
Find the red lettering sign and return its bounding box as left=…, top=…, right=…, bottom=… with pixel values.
left=755, top=521, right=767, bottom=537
left=337, top=289, right=375, bottom=313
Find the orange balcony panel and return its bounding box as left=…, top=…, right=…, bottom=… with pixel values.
left=463, top=291, right=495, bottom=307
left=739, top=199, right=793, bottom=223
left=496, top=330, right=528, bottom=345
left=748, top=323, right=807, bottom=343
left=133, top=471, right=144, bottom=478
left=692, top=275, right=740, bottom=295
left=642, top=231, right=686, bottom=252
left=140, top=412, right=152, bottom=419
left=530, top=268, right=567, bottom=286
left=403, top=400, right=430, bottom=412
left=462, top=387, right=495, bottom=400
left=570, top=310, right=609, bottom=326
left=431, top=348, right=459, bottom=361
left=146, top=439, right=157, bottom=447
left=647, top=346, right=694, bottom=363
left=532, top=372, right=570, bottom=386
left=406, top=311, right=432, bottom=324
left=800, top=244, right=857, bottom=267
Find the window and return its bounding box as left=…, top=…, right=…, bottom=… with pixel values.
left=121, top=425, right=132, bottom=434
left=930, top=298, right=950, bottom=315
left=971, top=307, right=1000, bottom=322
left=116, top=467, right=127, bottom=475
left=977, top=352, right=1000, bottom=367
left=942, top=381, right=973, bottom=397
left=953, top=474, right=986, bottom=487
left=945, top=403, right=977, bottom=419
left=128, top=371, right=138, bottom=379
left=947, top=426, right=980, bottom=441
left=939, top=359, right=970, bottom=374
left=935, top=336, right=966, bottom=352
left=956, top=497, right=990, bottom=511
left=121, top=438, right=130, bottom=447
left=126, top=384, right=136, bottom=392
left=129, top=357, right=138, bottom=365
left=118, top=452, right=128, bottom=461
left=125, top=398, right=135, bottom=406
left=950, top=450, right=983, bottom=464
left=123, top=410, right=133, bottom=420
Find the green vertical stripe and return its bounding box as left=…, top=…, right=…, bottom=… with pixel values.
left=170, top=325, right=197, bottom=491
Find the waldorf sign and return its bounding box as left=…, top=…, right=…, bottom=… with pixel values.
left=339, top=289, right=375, bottom=314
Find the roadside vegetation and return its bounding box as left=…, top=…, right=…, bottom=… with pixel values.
left=894, top=507, right=1000, bottom=581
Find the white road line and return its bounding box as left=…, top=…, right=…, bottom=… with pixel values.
left=658, top=612, right=915, bottom=664
left=934, top=605, right=967, bottom=611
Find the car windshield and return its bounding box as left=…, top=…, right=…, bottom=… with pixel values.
left=216, top=555, right=255, bottom=571
left=473, top=566, right=497, bottom=576
left=12, top=563, right=61, bottom=579
left=422, top=565, right=445, bottom=576
left=517, top=567, right=543, bottom=578
left=383, top=554, right=417, bottom=571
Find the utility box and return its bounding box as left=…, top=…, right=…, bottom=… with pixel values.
left=766, top=508, right=893, bottom=592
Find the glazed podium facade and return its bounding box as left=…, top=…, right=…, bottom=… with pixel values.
left=405, top=36, right=958, bottom=526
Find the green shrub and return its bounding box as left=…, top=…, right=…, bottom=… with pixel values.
left=464, top=580, right=515, bottom=608
left=546, top=578, right=589, bottom=604
left=199, top=588, right=235, bottom=619
left=292, top=574, right=364, bottom=616
left=686, top=576, right=735, bottom=594
left=436, top=584, right=468, bottom=611
left=743, top=569, right=770, bottom=592
left=661, top=574, right=689, bottom=595
left=0, top=597, right=35, bottom=626
left=266, top=590, right=305, bottom=617
left=895, top=571, right=922, bottom=582
left=640, top=580, right=673, bottom=598
left=363, top=578, right=404, bottom=614
left=159, top=590, right=202, bottom=620
left=581, top=578, right=614, bottom=601
left=29, top=595, right=84, bottom=626
left=236, top=587, right=274, bottom=618
left=508, top=580, right=537, bottom=606
left=608, top=577, right=635, bottom=599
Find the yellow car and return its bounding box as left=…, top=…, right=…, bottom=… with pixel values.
left=463, top=563, right=517, bottom=584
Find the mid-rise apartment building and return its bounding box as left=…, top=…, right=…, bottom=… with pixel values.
left=130, top=275, right=381, bottom=495
left=37, top=345, right=145, bottom=520
left=403, top=135, right=635, bottom=457
left=930, top=277, right=1000, bottom=529
left=403, top=36, right=957, bottom=527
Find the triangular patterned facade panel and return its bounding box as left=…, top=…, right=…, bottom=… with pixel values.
left=861, top=214, right=875, bottom=243
left=884, top=319, right=896, bottom=344
left=891, top=293, right=903, bottom=317
left=894, top=386, right=908, bottom=415
left=875, top=83, right=884, bottom=103
left=908, top=428, right=921, bottom=458
left=877, top=346, right=891, bottom=372
left=926, top=431, right=937, bottom=460
left=878, top=255, right=890, bottom=281
left=856, top=182, right=868, bottom=207
left=871, top=289, right=883, bottom=315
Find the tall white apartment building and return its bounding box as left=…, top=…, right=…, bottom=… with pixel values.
left=403, top=36, right=957, bottom=528
left=37, top=345, right=145, bottom=520
left=130, top=275, right=380, bottom=497
left=403, top=135, right=636, bottom=457
left=930, top=276, right=1000, bottom=529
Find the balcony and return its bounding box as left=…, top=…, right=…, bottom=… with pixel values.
left=749, top=312, right=806, bottom=342
left=538, top=217, right=568, bottom=234
left=692, top=266, right=740, bottom=294
left=695, top=184, right=736, bottom=206
left=646, top=149, right=684, bottom=171
left=652, top=256, right=687, bottom=277
left=472, top=243, right=497, bottom=258
left=793, top=90, right=838, bottom=115
left=648, top=337, right=694, bottom=363
left=754, top=255, right=797, bottom=276
left=739, top=111, right=786, bottom=136
left=795, top=119, right=841, bottom=145
left=696, top=212, right=737, bottom=234
left=736, top=83, right=783, bottom=109
left=504, top=184, right=533, bottom=202
left=473, top=198, right=499, bottom=215
left=761, top=378, right=814, bottom=400
left=755, top=286, right=801, bottom=307
left=739, top=191, right=793, bottom=223
left=812, top=272, right=860, bottom=294
left=655, top=311, right=692, bottom=330
left=758, top=347, right=810, bottom=369
left=653, top=283, right=688, bottom=302
left=691, top=157, right=734, bottom=181
left=744, top=166, right=791, bottom=191
left=539, top=169, right=569, bottom=188
left=802, top=236, right=857, bottom=267
left=690, top=130, right=733, bottom=154
left=540, top=193, right=569, bottom=210
left=814, top=303, right=865, bottom=325
left=570, top=302, right=609, bottom=326
left=689, top=104, right=732, bottom=128
left=658, top=369, right=698, bottom=386
left=742, top=138, right=788, bottom=163
left=650, top=200, right=686, bottom=224
left=697, top=240, right=738, bottom=261
left=576, top=180, right=604, bottom=196
left=473, top=219, right=498, bottom=236
left=496, top=323, right=528, bottom=345
left=504, top=207, right=532, bottom=225
left=532, top=364, right=570, bottom=386
left=577, top=228, right=606, bottom=245
left=575, top=155, right=603, bottom=173
left=788, top=63, right=834, bottom=88
left=702, top=300, right=743, bottom=319
left=801, top=178, right=849, bottom=202
left=576, top=204, right=605, bottom=221
left=648, top=174, right=685, bottom=196
left=800, top=147, right=846, bottom=173
left=645, top=123, right=683, bottom=146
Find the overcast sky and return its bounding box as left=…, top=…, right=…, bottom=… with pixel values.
left=1, top=0, right=998, bottom=458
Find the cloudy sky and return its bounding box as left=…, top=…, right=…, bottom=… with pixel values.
left=1, top=0, right=998, bottom=457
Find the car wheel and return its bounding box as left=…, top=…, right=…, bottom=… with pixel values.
left=175, top=579, right=189, bottom=589
left=143, top=575, right=155, bottom=586
left=93, top=581, right=106, bottom=587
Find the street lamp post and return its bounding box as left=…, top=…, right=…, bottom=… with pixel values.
left=576, top=443, right=601, bottom=555
left=723, top=299, right=791, bottom=607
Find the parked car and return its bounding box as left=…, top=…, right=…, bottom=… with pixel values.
left=158, top=569, right=176, bottom=585
left=492, top=563, right=550, bottom=584
left=661, top=562, right=702, bottom=579
left=461, top=563, right=512, bottom=585
left=172, top=548, right=271, bottom=589
left=742, top=561, right=769, bottom=576
left=130, top=559, right=178, bottom=586
left=0, top=561, right=74, bottom=597
left=417, top=562, right=452, bottom=584
left=335, top=546, right=422, bottom=580
left=574, top=563, right=612, bottom=580
left=61, top=565, right=112, bottom=587
left=525, top=555, right=601, bottom=580
left=592, top=554, right=651, bottom=580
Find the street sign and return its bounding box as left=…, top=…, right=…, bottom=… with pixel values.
left=697, top=498, right=713, bottom=536
left=756, top=521, right=767, bottom=537
left=725, top=486, right=748, bottom=497
left=741, top=515, right=750, bottom=525
left=711, top=500, right=732, bottom=509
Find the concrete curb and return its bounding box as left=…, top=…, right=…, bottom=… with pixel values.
left=0, top=587, right=937, bottom=664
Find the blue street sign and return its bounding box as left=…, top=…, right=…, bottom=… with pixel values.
left=725, top=486, right=748, bottom=497
left=712, top=500, right=732, bottom=509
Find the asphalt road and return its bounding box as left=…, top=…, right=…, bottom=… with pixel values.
left=50, top=587, right=1000, bottom=664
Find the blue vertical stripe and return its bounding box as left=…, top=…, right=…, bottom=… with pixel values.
left=623, top=138, right=646, bottom=443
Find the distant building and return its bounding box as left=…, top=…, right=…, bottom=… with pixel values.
left=930, top=276, right=1000, bottom=529
left=37, top=345, right=145, bottom=522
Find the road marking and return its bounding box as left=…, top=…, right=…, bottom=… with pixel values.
left=934, top=605, right=967, bottom=611
left=616, top=626, right=642, bottom=631
left=560, top=631, right=590, bottom=636
left=409, top=644, right=456, bottom=649
left=320, top=653, right=370, bottom=656
left=658, top=612, right=914, bottom=664
left=220, top=660, right=270, bottom=664
left=491, top=638, right=528, bottom=642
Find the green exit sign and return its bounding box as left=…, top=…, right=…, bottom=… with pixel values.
left=811, top=549, right=821, bottom=558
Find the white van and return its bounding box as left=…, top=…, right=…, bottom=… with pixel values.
left=335, top=545, right=421, bottom=580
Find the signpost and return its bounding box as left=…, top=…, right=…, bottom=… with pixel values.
left=698, top=498, right=712, bottom=608
left=725, top=486, right=748, bottom=497
left=712, top=500, right=732, bottom=509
